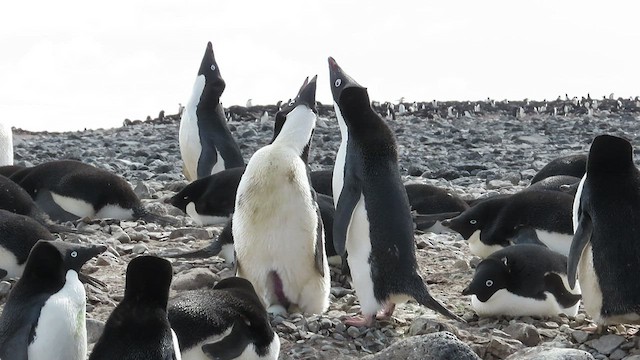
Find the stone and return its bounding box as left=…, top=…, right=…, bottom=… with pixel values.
left=171, top=268, right=219, bottom=291
left=503, top=322, right=542, bottom=347
left=504, top=346, right=595, bottom=360
left=360, top=332, right=480, bottom=360
left=86, top=318, right=105, bottom=344
left=170, top=228, right=211, bottom=240
left=487, top=335, right=524, bottom=358
left=586, top=334, right=626, bottom=355
left=0, top=281, right=11, bottom=297
left=572, top=330, right=590, bottom=344
left=408, top=316, right=459, bottom=337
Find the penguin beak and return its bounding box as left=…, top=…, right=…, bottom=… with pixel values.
left=296, top=75, right=317, bottom=112
left=441, top=219, right=451, bottom=227
left=461, top=286, right=472, bottom=296
left=73, top=244, right=108, bottom=272
left=328, top=57, right=364, bottom=103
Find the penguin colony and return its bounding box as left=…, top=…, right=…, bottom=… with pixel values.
left=0, top=41, right=638, bottom=359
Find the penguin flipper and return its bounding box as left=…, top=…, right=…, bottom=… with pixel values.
left=544, top=272, right=582, bottom=308
left=333, top=172, right=362, bottom=256
left=34, top=190, right=80, bottom=222
left=511, top=226, right=546, bottom=246
left=201, top=319, right=252, bottom=360
left=196, top=146, right=218, bottom=179
left=568, top=212, right=593, bottom=289
left=313, top=202, right=326, bottom=277
left=0, top=269, right=6, bottom=279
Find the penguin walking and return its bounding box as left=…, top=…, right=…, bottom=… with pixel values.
left=0, top=240, right=106, bottom=360
left=233, top=76, right=330, bottom=315
left=179, top=42, right=244, bottom=181
left=8, top=160, right=176, bottom=225
left=90, top=256, right=181, bottom=360
left=328, top=57, right=463, bottom=326
left=442, top=190, right=574, bottom=258
left=569, top=135, right=640, bottom=326
left=463, top=244, right=581, bottom=317
left=0, top=121, right=13, bottom=166
left=168, top=277, right=280, bottom=360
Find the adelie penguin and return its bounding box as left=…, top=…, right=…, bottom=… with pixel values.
left=569, top=135, right=640, bottom=327
left=8, top=160, right=176, bottom=225
left=463, top=244, right=581, bottom=317
left=90, top=256, right=181, bottom=360
left=530, top=154, right=586, bottom=184
left=442, top=190, right=574, bottom=258
left=179, top=41, right=244, bottom=181
left=328, top=57, right=464, bottom=326
left=168, top=277, right=280, bottom=360
left=0, top=240, right=107, bottom=360
left=233, top=75, right=330, bottom=315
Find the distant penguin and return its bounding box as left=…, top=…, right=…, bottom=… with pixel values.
left=524, top=175, right=581, bottom=195
left=442, top=190, right=574, bottom=258
left=8, top=160, right=176, bottom=225
left=463, top=244, right=581, bottom=317
left=531, top=154, right=587, bottom=184
left=179, top=42, right=244, bottom=181
left=0, top=174, right=84, bottom=234
left=404, top=183, right=469, bottom=233
left=0, top=209, right=55, bottom=278
left=329, top=57, right=463, bottom=326
left=233, top=76, right=330, bottom=315
left=0, top=240, right=106, bottom=360
left=260, top=111, right=269, bottom=124
left=168, top=277, right=280, bottom=360
left=568, top=135, right=640, bottom=326
left=89, top=256, right=180, bottom=360
left=0, top=121, right=13, bottom=166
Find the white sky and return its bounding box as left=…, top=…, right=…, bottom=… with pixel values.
left=1, top=0, right=638, bottom=132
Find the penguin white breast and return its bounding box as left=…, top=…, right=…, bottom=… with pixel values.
left=534, top=229, right=572, bottom=256
left=572, top=175, right=587, bottom=231
left=467, top=230, right=505, bottom=258
left=172, top=328, right=183, bottom=360
left=50, top=192, right=96, bottom=218
left=181, top=328, right=280, bottom=360
left=0, top=245, right=25, bottom=278
left=331, top=104, right=348, bottom=208
left=185, top=202, right=229, bottom=226
left=345, top=195, right=380, bottom=316
left=219, top=243, right=235, bottom=265
left=179, top=75, right=206, bottom=181
left=28, top=270, right=87, bottom=360
left=95, top=204, right=134, bottom=220
left=0, top=121, right=13, bottom=166
left=470, top=289, right=569, bottom=317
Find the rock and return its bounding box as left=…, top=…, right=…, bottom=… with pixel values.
left=171, top=268, right=219, bottom=290
left=503, top=322, right=541, bottom=347
left=360, top=332, right=480, bottom=360
left=169, top=228, right=211, bottom=240
left=0, top=281, right=11, bottom=297
left=571, top=330, right=589, bottom=344
left=86, top=318, right=106, bottom=344
left=505, top=346, right=595, bottom=360
left=585, top=334, right=626, bottom=355
left=408, top=316, right=459, bottom=337
left=487, top=335, right=524, bottom=358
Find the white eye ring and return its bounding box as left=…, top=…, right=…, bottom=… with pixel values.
left=210, top=64, right=216, bottom=71
left=71, top=251, right=78, bottom=258
left=288, top=100, right=295, bottom=106
left=485, top=280, right=493, bottom=287
left=470, top=219, right=477, bottom=225
left=334, top=79, right=342, bottom=87
left=183, top=196, right=188, bottom=200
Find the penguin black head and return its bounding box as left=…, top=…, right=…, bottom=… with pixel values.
left=169, top=178, right=208, bottom=213
left=198, top=41, right=226, bottom=103
left=124, top=256, right=173, bottom=308
left=461, top=256, right=508, bottom=302
left=588, top=134, right=634, bottom=173
left=328, top=57, right=364, bottom=104
left=441, top=196, right=508, bottom=240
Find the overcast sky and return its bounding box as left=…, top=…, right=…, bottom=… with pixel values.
left=1, top=0, right=638, bottom=132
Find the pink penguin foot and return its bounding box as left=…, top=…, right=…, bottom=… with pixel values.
left=376, top=303, right=396, bottom=320
left=344, top=314, right=375, bottom=327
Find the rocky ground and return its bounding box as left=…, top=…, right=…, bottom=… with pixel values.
left=5, top=105, right=640, bottom=359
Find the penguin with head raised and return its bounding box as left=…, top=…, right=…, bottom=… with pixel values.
left=8, top=160, right=176, bottom=225
left=168, top=277, right=279, bottom=360
left=0, top=240, right=107, bottom=360
left=179, top=42, right=244, bottom=181
left=568, top=134, right=640, bottom=326
left=463, top=244, right=581, bottom=317
left=89, top=256, right=180, bottom=360
left=329, top=57, right=463, bottom=326
left=233, top=75, right=330, bottom=315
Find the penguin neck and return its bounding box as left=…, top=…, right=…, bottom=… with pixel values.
left=272, top=106, right=315, bottom=156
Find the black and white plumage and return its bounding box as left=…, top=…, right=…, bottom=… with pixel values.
left=530, top=154, right=587, bottom=184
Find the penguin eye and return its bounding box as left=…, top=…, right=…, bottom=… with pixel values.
left=70, top=251, right=78, bottom=258
left=288, top=100, right=295, bottom=106
left=210, top=64, right=216, bottom=71
left=485, top=280, right=493, bottom=287
left=183, top=196, right=188, bottom=200
left=470, top=219, right=477, bottom=225
left=334, top=79, right=342, bottom=87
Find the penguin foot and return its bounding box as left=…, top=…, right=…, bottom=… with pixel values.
left=267, top=304, right=288, bottom=316
left=344, top=314, right=375, bottom=327
left=376, top=303, right=396, bottom=320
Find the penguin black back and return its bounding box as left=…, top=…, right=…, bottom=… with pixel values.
left=531, top=154, right=587, bottom=184
left=90, top=256, right=177, bottom=360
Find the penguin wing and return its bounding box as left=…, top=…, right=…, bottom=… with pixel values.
left=543, top=272, right=582, bottom=308
left=567, top=211, right=593, bottom=289
left=201, top=319, right=252, bottom=360
left=0, top=294, right=51, bottom=360
left=511, top=226, right=546, bottom=246
left=333, top=167, right=362, bottom=256
left=313, top=201, right=326, bottom=277
left=196, top=145, right=219, bottom=179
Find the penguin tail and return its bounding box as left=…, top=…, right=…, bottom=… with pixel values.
left=44, top=221, right=95, bottom=235
left=160, top=242, right=222, bottom=259
left=78, top=272, right=108, bottom=292
left=134, top=207, right=179, bottom=226
left=412, top=280, right=466, bottom=323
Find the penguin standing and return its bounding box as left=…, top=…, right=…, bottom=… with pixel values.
left=463, top=244, right=581, bottom=317
left=569, top=135, right=640, bottom=326
left=0, top=240, right=106, bottom=360
left=90, top=256, right=181, bottom=360
left=179, top=42, right=244, bottom=181
left=0, top=121, right=13, bottom=166
left=8, top=160, right=176, bottom=225
left=168, top=277, right=279, bottom=360
left=233, top=76, right=330, bottom=315
left=328, top=57, right=463, bottom=326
